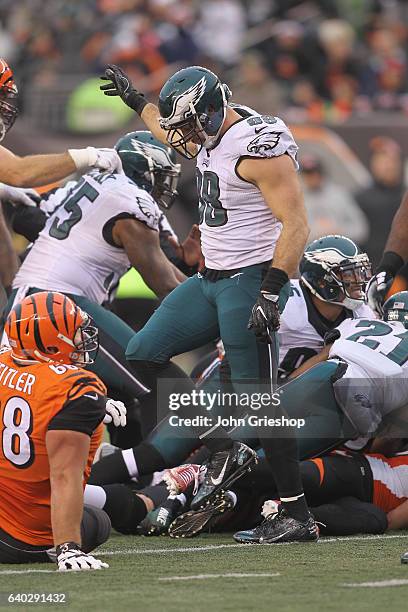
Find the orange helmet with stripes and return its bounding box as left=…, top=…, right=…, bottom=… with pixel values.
left=5, top=292, right=98, bottom=366
left=0, top=58, right=18, bottom=141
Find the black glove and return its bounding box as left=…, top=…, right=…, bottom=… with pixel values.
left=100, top=64, right=148, bottom=115
left=248, top=267, right=289, bottom=342
left=248, top=293, right=280, bottom=342
left=323, top=328, right=341, bottom=346
left=366, top=251, right=404, bottom=315
left=366, top=271, right=394, bottom=315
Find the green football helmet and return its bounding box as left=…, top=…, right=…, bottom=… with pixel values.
left=299, top=235, right=372, bottom=310
left=158, top=66, right=232, bottom=159
left=114, top=130, right=181, bottom=209
left=383, top=291, right=408, bottom=328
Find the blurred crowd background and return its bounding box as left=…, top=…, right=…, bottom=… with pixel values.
left=2, top=0, right=408, bottom=120
left=1, top=0, right=408, bottom=324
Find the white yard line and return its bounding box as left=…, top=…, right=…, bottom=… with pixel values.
left=158, top=573, right=280, bottom=581
left=0, top=569, right=57, bottom=575
left=101, top=543, right=242, bottom=556
left=100, top=533, right=408, bottom=556
left=1, top=533, right=407, bottom=574
left=343, top=579, right=408, bottom=588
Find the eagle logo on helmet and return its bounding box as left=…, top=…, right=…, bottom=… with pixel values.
left=166, top=76, right=207, bottom=123
left=130, top=138, right=174, bottom=169
left=303, top=248, right=369, bottom=270
left=247, top=131, right=282, bottom=155
left=303, top=248, right=351, bottom=269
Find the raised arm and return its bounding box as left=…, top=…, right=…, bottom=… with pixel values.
left=100, top=65, right=168, bottom=145
left=100, top=65, right=197, bottom=156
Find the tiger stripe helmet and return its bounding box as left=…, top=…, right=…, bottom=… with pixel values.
left=5, top=291, right=98, bottom=366
left=0, top=58, right=19, bottom=141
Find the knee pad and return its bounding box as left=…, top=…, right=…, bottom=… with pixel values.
left=81, top=505, right=112, bottom=553
left=102, top=484, right=148, bottom=535
left=312, top=496, right=388, bottom=536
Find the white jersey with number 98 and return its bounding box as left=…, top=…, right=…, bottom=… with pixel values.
left=196, top=109, right=298, bottom=270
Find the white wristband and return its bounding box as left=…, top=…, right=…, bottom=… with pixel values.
left=68, top=147, right=97, bottom=171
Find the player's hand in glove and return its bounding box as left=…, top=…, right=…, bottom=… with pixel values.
left=366, top=270, right=394, bottom=315
left=103, top=398, right=127, bottom=427
left=248, top=293, right=280, bottom=341
left=248, top=267, right=289, bottom=341
left=88, top=147, right=123, bottom=173
left=0, top=183, right=41, bottom=207
left=56, top=542, right=109, bottom=572
left=68, top=147, right=123, bottom=174
left=100, top=65, right=148, bottom=116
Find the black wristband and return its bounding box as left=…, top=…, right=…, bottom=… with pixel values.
left=261, top=267, right=289, bottom=295
left=324, top=328, right=341, bottom=346
left=377, top=251, right=404, bottom=276
left=56, top=541, right=80, bottom=556
left=126, top=90, right=148, bottom=115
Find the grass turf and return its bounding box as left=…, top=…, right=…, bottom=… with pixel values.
left=1, top=532, right=408, bottom=611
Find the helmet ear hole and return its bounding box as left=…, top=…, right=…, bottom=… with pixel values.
left=46, top=346, right=59, bottom=354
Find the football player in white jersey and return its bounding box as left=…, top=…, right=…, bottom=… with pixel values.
left=0, top=58, right=122, bottom=312
left=89, top=233, right=376, bottom=535
left=206, top=290, right=408, bottom=544
left=98, top=64, right=318, bottom=542
left=195, top=234, right=374, bottom=386
left=5, top=131, right=187, bottom=441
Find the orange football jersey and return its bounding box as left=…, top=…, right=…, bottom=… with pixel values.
left=0, top=347, right=106, bottom=545
left=366, top=452, right=408, bottom=513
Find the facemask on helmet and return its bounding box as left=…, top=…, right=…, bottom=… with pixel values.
left=158, top=67, right=231, bottom=159
left=5, top=292, right=99, bottom=366
left=70, top=312, right=99, bottom=365
left=300, top=235, right=372, bottom=311
left=115, top=131, right=181, bottom=209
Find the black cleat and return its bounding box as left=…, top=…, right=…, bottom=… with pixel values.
left=233, top=501, right=280, bottom=544
left=401, top=551, right=408, bottom=564
left=191, top=442, right=257, bottom=510
left=169, top=490, right=235, bottom=538
left=138, top=497, right=183, bottom=536
left=257, top=506, right=319, bottom=544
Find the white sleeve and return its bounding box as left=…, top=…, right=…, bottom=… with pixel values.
left=329, top=337, right=402, bottom=377
left=118, top=187, right=161, bottom=232
left=241, top=117, right=299, bottom=169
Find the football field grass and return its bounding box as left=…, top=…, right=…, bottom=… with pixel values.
left=1, top=532, right=408, bottom=611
